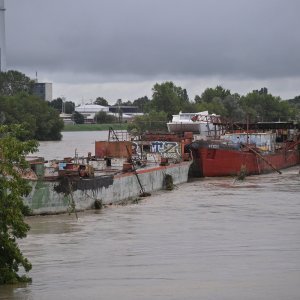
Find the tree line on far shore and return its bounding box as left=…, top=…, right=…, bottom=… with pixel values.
left=1, top=70, right=300, bottom=140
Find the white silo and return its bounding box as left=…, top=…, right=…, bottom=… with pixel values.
left=0, top=0, right=6, bottom=71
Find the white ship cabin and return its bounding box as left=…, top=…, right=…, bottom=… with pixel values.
left=170, top=111, right=210, bottom=123
left=167, top=111, right=222, bottom=136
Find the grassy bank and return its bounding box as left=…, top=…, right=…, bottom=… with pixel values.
left=62, top=123, right=129, bottom=132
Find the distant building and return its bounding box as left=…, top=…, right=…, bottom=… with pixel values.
left=32, top=82, right=53, bottom=101
left=108, top=106, right=139, bottom=114
left=75, top=104, right=109, bottom=124
left=109, top=105, right=143, bottom=122
left=74, top=104, right=143, bottom=123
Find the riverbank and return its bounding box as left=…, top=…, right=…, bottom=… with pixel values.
left=62, top=123, right=128, bottom=131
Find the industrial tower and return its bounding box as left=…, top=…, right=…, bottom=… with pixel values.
left=0, top=0, right=6, bottom=71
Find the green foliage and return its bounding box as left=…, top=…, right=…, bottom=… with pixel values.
left=48, top=98, right=75, bottom=114
left=240, top=92, right=290, bottom=122
left=164, top=174, right=174, bottom=190
left=151, top=82, right=189, bottom=117
left=127, top=111, right=168, bottom=134
left=72, top=111, right=85, bottom=124
left=0, top=93, right=63, bottom=141
left=48, top=97, right=63, bottom=112
left=121, top=100, right=133, bottom=106
left=132, top=96, right=151, bottom=112
left=180, top=101, right=199, bottom=113
left=0, top=71, right=35, bottom=97
left=136, top=82, right=299, bottom=128
left=194, top=86, right=234, bottom=116
left=63, top=101, right=75, bottom=114
left=222, top=94, right=244, bottom=120
left=192, top=86, right=299, bottom=123
left=198, top=85, right=231, bottom=103
left=211, top=98, right=228, bottom=115
left=63, top=123, right=128, bottom=131
left=287, top=95, right=300, bottom=108
left=115, top=99, right=122, bottom=106
left=0, top=124, right=38, bottom=284
left=286, top=96, right=300, bottom=121
left=94, top=111, right=117, bottom=124
left=94, top=97, right=109, bottom=106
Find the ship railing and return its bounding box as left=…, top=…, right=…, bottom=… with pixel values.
left=108, top=128, right=130, bottom=141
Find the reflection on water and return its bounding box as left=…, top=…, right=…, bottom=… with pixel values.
left=27, top=215, right=81, bottom=235
left=34, top=131, right=108, bottom=160
left=1, top=132, right=300, bottom=300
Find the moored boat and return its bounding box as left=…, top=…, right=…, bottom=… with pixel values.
left=23, top=130, right=193, bottom=214
left=167, top=111, right=223, bottom=136
left=188, top=122, right=300, bottom=177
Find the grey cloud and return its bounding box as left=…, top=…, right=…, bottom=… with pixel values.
left=5, top=0, right=300, bottom=81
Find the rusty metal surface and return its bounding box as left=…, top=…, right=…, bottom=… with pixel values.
left=95, top=141, right=132, bottom=158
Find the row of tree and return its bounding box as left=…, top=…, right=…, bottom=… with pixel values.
left=62, top=83, right=300, bottom=124
left=1, top=70, right=300, bottom=139
left=148, top=83, right=300, bottom=122
left=127, top=83, right=299, bottom=133
left=0, top=93, right=64, bottom=140
left=49, top=83, right=300, bottom=128
left=0, top=71, right=64, bottom=140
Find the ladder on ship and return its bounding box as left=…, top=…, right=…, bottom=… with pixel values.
left=108, top=128, right=130, bottom=141
left=242, top=143, right=282, bottom=174
left=108, top=127, right=149, bottom=197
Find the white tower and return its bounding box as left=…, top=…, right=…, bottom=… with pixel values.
left=0, top=0, right=6, bottom=72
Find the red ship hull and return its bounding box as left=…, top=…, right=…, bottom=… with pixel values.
left=190, top=141, right=300, bottom=177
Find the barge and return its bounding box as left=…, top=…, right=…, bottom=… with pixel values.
left=188, top=122, right=300, bottom=177
left=23, top=130, right=193, bottom=215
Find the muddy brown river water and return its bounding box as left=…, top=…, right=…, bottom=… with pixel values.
left=1, top=132, right=299, bottom=300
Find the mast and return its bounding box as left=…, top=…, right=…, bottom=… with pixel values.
left=246, top=114, right=249, bottom=144
left=0, top=0, right=6, bottom=71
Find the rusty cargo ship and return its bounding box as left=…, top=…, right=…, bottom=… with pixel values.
left=188, top=122, right=300, bottom=177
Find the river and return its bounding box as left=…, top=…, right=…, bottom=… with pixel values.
left=1, top=132, right=300, bottom=300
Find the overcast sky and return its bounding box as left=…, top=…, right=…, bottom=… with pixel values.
left=5, top=0, right=300, bottom=104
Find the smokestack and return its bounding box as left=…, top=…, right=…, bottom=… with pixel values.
left=0, top=0, right=7, bottom=72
